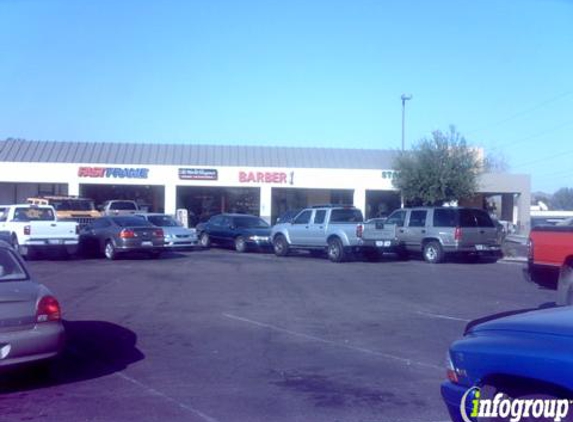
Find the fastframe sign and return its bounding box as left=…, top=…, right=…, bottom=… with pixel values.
left=78, top=166, right=149, bottom=179
left=179, top=168, right=218, bottom=181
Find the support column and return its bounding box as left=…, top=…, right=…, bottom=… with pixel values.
left=501, top=193, right=514, bottom=222
left=353, top=188, right=366, bottom=219
left=68, top=182, right=80, bottom=197
left=517, top=191, right=531, bottom=234
left=259, top=186, right=272, bottom=223
left=164, top=184, right=177, bottom=216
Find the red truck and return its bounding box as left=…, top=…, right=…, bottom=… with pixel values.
left=526, top=225, right=573, bottom=305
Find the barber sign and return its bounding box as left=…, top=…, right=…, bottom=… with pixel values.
left=239, top=170, right=294, bottom=185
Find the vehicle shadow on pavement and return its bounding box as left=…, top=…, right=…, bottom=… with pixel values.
left=0, top=320, right=144, bottom=393
left=75, top=251, right=190, bottom=261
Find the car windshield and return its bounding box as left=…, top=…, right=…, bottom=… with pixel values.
left=112, top=216, right=152, bottom=227
left=0, top=248, right=28, bottom=282
left=110, top=202, right=138, bottom=210
left=50, top=199, right=96, bottom=211
left=277, top=209, right=302, bottom=223
left=12, top=207, right=55, bottom=221
left=234, top=216, right=270, bottom=229
left=147, top=215, right=181, bottom=227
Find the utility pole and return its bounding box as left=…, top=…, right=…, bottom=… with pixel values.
left=401, top=94, right=412, bottom=151
left=400, top=94, right=412, bottom=208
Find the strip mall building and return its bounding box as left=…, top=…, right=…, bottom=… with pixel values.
left=0, top=139, right=531, bottom=230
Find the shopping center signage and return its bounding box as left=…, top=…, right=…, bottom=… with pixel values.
left=381, top=170, right=397, bottom=180
left=239, top=170, right=294, bottom=185
left=78, top=167, right=149, bottom=179
left=179, top=168, right=218, bottom=181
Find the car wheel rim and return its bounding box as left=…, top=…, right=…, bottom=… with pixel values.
left=275, top=240, right=283, bottom=253
left=105, top=244, right=113, bottom=258
left=329, top=244, right=339, bottom=259
left=236, top=238, right=244, bottom=251
left=201, top=235, right=208, bottom=246
left=426, top=247, right=436, bottom=261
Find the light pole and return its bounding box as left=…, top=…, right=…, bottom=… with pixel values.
left=400, top=94, right=412, bottom=208
left=401, top=94, right=412, bottom=151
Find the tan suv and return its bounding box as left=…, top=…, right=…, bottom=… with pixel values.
left=385, top=207, right=502, bottom=263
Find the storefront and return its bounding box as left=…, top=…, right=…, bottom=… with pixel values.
left=0, top=139, right=531, bottom=230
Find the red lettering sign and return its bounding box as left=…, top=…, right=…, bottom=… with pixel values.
left=238, top=171, right=292, bottom=185
left=78, top=167, right=106, bottom=177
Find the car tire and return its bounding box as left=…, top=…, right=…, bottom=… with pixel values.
left=273, top=235, right=289, bottom=257
left=235, top=236, right=247, bottom=253
left=327, top=237, right=346, bottom=263
left=199, top=233, right=211, bottom=248
left=423, top=241, right=444, bottom=264
left=104, top=241, right=118, bottom=260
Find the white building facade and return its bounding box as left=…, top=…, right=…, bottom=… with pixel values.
left=0, top=139, right=531, bottom=229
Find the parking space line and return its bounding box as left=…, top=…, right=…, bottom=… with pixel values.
left=114, top=372, right=221, bottom=422
left=222, top=313, right=442, bottom=371
left=67, top=346, right=219, bottom=422
left=415, top=311, right=470, bottom=323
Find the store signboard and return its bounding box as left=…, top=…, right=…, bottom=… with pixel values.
left=78, top=167, right=149, bottom=179
left=179, top=168, right=218, bottom=181
left=239, top=170, right=294, bottom=185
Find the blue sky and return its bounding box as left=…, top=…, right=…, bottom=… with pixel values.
left=0, top=0, right=571, bottom=193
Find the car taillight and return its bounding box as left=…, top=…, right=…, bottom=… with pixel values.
left=454, top=227, right=462, bottom=241
left=119, top=229, right=136, bottom=239
left=36, top=296, right=62, bottom=323
left=24, top=225, right=31, bottom=235
left=153, top=229, right=164, bottom=237
left=356, top=224, right=363, bottom=238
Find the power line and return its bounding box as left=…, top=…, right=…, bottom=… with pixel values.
left=489, top=119, right=573, bottom=149
left=466, top=90, right=572, bottom=135
left=513, top=149, right=573, bottom=169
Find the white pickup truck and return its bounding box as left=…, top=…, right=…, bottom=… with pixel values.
left=0, top=204, right=79, bottom=258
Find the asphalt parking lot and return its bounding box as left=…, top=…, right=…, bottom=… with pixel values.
left=0, top=250, right=553, bottom=422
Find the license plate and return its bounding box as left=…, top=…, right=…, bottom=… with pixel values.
left=47, top=239, right=63, bottom=245
left=475, top=244, right=486, bottom=251
left=142, top=241, right=153, bottom=247
left=376, top=240, right=391, bottom=247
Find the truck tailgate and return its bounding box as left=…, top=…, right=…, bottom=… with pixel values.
left=362, top=222, right=397, bottom=241
left=28, top=222, right=77, bottom=240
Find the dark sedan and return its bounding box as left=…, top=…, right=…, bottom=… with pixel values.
left=80, top=216, right=164, bottom=260
left=196, top=214, right=271, bottom=252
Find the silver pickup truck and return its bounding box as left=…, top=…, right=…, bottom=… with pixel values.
left=271, top=205, right=397, bottom=262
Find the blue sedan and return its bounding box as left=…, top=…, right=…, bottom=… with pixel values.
left=442, top=306, right=573, bottom=422
left=196, top=214, right=272, bottom=253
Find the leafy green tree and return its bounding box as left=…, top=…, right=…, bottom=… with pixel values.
left=551, top=188, right=573, bottom=210
left=392, top=126, right=480, bottom=206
